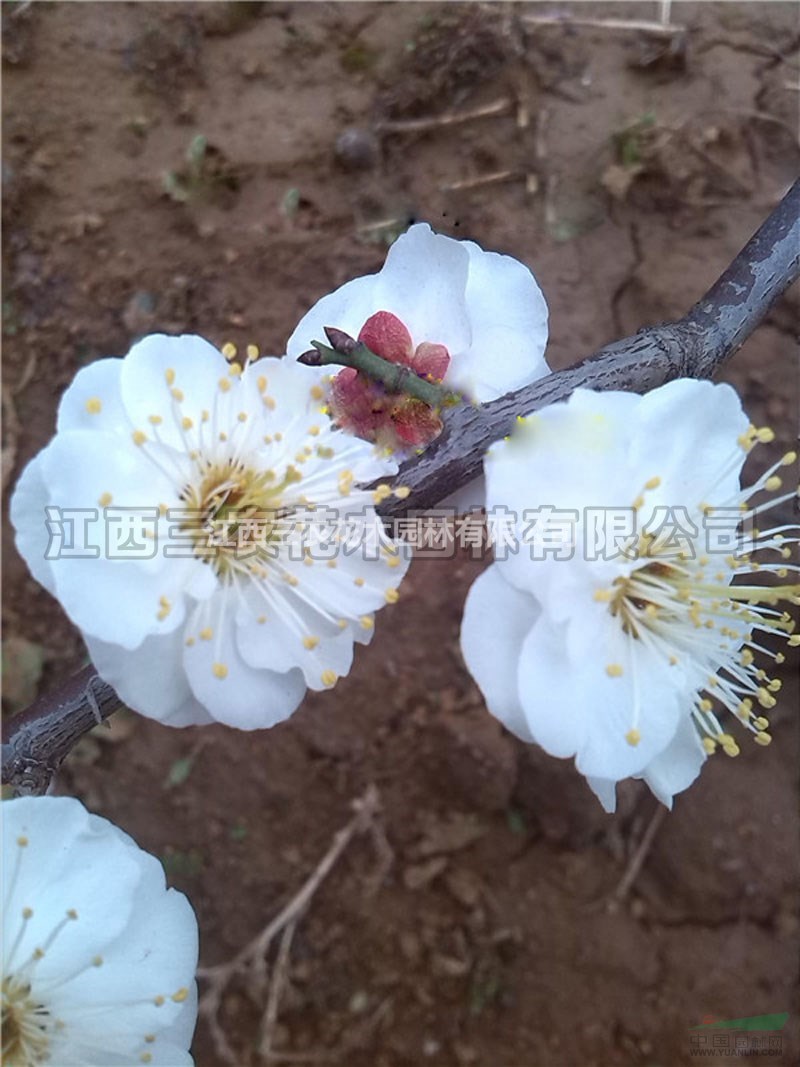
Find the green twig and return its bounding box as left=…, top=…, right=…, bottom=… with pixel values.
left=298, top=335, right=461, bottom=409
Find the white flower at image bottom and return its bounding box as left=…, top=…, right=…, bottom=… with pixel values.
left=10, top=335, right=410, bottom=729
left=2, top=796, right=198, bottom=1066
left=461, top=380, right=799, bottom=811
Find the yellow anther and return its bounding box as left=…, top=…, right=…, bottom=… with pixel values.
left=246, top=343, right=260, bottom=360
left=303, top=636, right=320, bottom=650
left=172, top=988, right=190, bottom=1003
left=67, top=908, right=78, bottom=919
left=625, top=728, right=641, bottom=747
left=702, top=737, right=717, bottom=755
left=360, top=615, right=374, bottom=631
left=165, top=369, right=176, bottom=386
left=753, top=716, right=769, bottom=731
left=593, top=589, right=613, bottom=602
left=394, top=486, right=411, bottom=500
left=632, top=495, right=645, bottom=510
left=321, top=669, right=337, bottom=687
left=182, top=416, right=193, bottom=430
left=86, top=397, right=102, bottom=414
left=202, top=409, right=210, bottom=422
left=765, top=475, right=782, bottom=492
left=767, top=678, right=782, bottom=693
left=385, top=587, right=400, bottom=604
left=228, top=361, right=243, bottom=377
left=605, top=663, right=624, bottom=678
left=238, top=412, right=248, bottom=423
left=644, top=476, right=661, bottom=490
left=757, top=687, right=777, bottom=709
left=353, top=576, right=365, bottom=587
left=754, top=731, right=772, bottom=747
left=148, top=414, right=163, bottom=426
left=218, top=377, right=231, bottom=393
left=310, top=384, right=325, bottom=400
left=98, top=492, right=113, bottom=508
left=132, top=430, right=147, bottom=446
left=221, top=342, right=237, bottom=359
left=775, top=652, right=786, bottom=664
left=698, top=698, right=713, bottom=712
left=171, top=387, right=184, bottom=402
left=141, top=1054, right=153, bottom=1064
left=316, top=445, right=335, bottom=459
left=308, top=424, right=320, bottom=436
left=327, top=560, right=337, bottom=569
left=337, top=619, right=348, bottom=629
left=755, top=426, right=775, bottom=443
left=263, top=395, right=277, bottom=411
left=257, top=615, right=267, bottom=624
left=274, top=431, right=283, bottom=442
left=212, top=662, right=228, bottom=680
left=185, top=637, right=195, bottom=647
left=199, top=627, right=213, bottom=641
left=669, top=655, right=679, bottom=665
left=780, top=451, right=797, bottom=465
left=257, top=375, right=268, bottom=392
left=92, top=955, right=103, bottom=967
left=386, top=555, right=401, bottom=569
left=372, top=484, right=392, bottom=505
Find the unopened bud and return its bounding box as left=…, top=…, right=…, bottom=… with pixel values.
left=324, top=326, right=357, bottom=354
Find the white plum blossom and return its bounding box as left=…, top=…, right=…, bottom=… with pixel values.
left=461, top=380, right=799, bottom=812
left=2, top=796, right=198, bottom=1066
left=10, top=335, right=410, bottom=729
left=286, top=222, right=550, bottom=404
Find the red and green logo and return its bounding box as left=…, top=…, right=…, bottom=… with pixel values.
left=691, top=1013, right=789, bottom=1031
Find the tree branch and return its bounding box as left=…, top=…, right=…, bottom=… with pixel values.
left=3, top=180, right=798, bottom=794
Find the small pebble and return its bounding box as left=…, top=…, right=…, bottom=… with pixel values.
left=334, top=126, right=380, bottom=171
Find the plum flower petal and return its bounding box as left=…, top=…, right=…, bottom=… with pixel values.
left=10, top=335, right=410, bottom=730
left=286, top=222, right=550, bottom=405
left=461, top=379, right=799, bottom=808
left=2, top=796, right=198, bottom=1066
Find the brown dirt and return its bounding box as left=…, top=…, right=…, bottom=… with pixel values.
left=2, top=3, right=799, bottom=1066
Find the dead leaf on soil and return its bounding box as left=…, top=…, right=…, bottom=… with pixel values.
left=413, top=811, right=488, bottom=858
left=601, top=161, right=644, bottom=201
left=1, top=385, right=20, bottom=493
left=1, top=636, right=45, bottom=712
left=403, top=856, right=448, bottom=890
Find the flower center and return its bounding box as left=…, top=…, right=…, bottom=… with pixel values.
left=596, top=445, right=799, bottom=754
left=180, top=459, right=302, bottom=579
left=1, top=975, right=50, bottom=1067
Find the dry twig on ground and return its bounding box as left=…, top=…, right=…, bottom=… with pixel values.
left=197, top=786, right=384, bottom=1064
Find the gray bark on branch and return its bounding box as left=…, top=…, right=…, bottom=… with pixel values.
left=3, top=179, right=799, bottom=795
